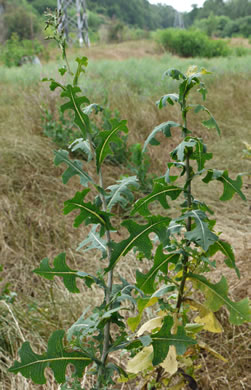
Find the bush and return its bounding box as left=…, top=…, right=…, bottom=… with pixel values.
left=107, top=21, right=125, bottom=42
left=27, top=0, right=56, bottom=14
left=193, top=14, right=232, bottom=38
left=3, top=3, right=40, bottom=40
left=155, top=28, right=230, bottom=58
left=87, top=10, right=104, bottom=31
left=0, top=34, right=44, bottom=67
left=238, top=16, right=251, bottom=38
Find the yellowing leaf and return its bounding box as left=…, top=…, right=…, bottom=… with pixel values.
left=128, top=297, right=158, bottom=332
left=175, top=270, right=183, bottom=279
left=243, top=141, right=251, bottom=151
left=137, top=316, right=163, bottom=337
left=186, top=65, right=198, bottom=76
left=194, top=311, right=223, bottom=333
left=127, top=346, right=153, bottom=374
left=160, top=346, right=178, bottom=376
left=198, top=341, right=228, bottom=363
left=186, top=299, right=223, bottom=333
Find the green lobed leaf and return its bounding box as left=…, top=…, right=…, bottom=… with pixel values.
left=190, top=138, right=213, bottom=170
left=54, top=150, right=93, bottom=186
left=183, top=210, right=218, bottom=251
left=105, top=216, right=171, bottom=272
left=163, top=68, right=186, bottom=81
left=131, top=178, right=182, bottom=217
left=9, top=330, right=92, bottom=384
left=136, top=245, right=180, bottom=294
left=64, top=189, right=114, bottom=234
left=180, top=67, right=211, bottom=101
left=143, top=121, right=181, bottom=152
left=203, top=169, right=246, bottom=201
left=69, top=139, right=93, bottom=161
left=95, top=119, right=128, bottom=172
left=58, top=66, right=67, bottom=76
left=157, top=93, right=179, bottom=109
left=60, top=85, right=90, bottom=138
left=77, top=224, right=107, bottom=258
left=42, top=77, right=65, bottom=92
left=194, top=104, right=221, bottom=136
left=73, top=56, right=88, bottom=86
left=188, top=273, right=251, bottom=325
left=106, top=176, right=139, bottom=211
left=67, top=308, right=96, bottom=341
left=171, top=139, right=197, bottom=162
left=33, top=253, right=100, bottom=292
left=151, top=316, right=196, bottom=366
left=151, top=285, right=177, bottom=298
left=128, top=297, right=158, bottom=332
left=171, top=137, right=212, bottom=170
left=207, top=240, right=240, bottom=278
left=165, top=162, right=185, bottom=183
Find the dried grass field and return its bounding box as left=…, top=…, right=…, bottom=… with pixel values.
left=0, top=40, right=251, bottom=389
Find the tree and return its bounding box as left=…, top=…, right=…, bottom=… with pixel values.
left=3, top=0, right=40, bottom=40
left=27, top=0, right=57, bottom=14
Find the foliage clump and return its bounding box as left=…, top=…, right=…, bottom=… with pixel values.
left=155, top=28, right=230, bottom=58
left=0, top=33, right=44, bottom=67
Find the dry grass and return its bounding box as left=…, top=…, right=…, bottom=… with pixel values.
left=228, top=37, right=251, bottom=48
left=48, top=39, right=161, bottom=63
left=0, top=42, right=250, bottom=389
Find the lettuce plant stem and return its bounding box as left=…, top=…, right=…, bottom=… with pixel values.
left=97, top=168, right=113, bottom=386
left=176, top=110, right=191, bottom=311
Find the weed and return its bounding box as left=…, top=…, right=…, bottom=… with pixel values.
left=8, top=15, right=250, bottom=390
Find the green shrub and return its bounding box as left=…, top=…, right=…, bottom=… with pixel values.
left=87, top=10, right=104, bottom=31
left=193, top=14, right=232, bottom=38
left=0, top=34, right=44, bottom=67
left=155, top=28, right=230, bottom=58
left=107, top=21, right=125, bottom=42
left=27, top=0, right=56, bottom=14
left=3, top=2, right=40, bottom=40
left=238, top=16, right=251, bottom=38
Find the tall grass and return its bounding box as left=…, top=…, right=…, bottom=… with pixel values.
left=1, top=51, right=251, bottom=90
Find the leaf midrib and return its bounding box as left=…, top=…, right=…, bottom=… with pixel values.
left=189, top=274, right=246, bottom=319
left=140, top=253, right=178, bottom=289
left=98, top=124, right=124, bottom=166
left=11, top=356, right=92, bottom=370
left=112, top=218, right=170, bottom=268
left=71, top=202, right=106, bottom=225
left=70, top=89, right=87, bottom=131
left=56, top=151, right=90, bottom=182
left=133, top=188, right=180, bottom=213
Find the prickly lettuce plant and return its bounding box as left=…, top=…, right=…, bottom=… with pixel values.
left=9, top=15, right=250, bottom=390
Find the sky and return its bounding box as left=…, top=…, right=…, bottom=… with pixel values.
left=148, top=0, right=206, bottom=13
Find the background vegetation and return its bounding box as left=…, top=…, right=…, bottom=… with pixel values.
left=1, top=0, right=251, bottom=46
